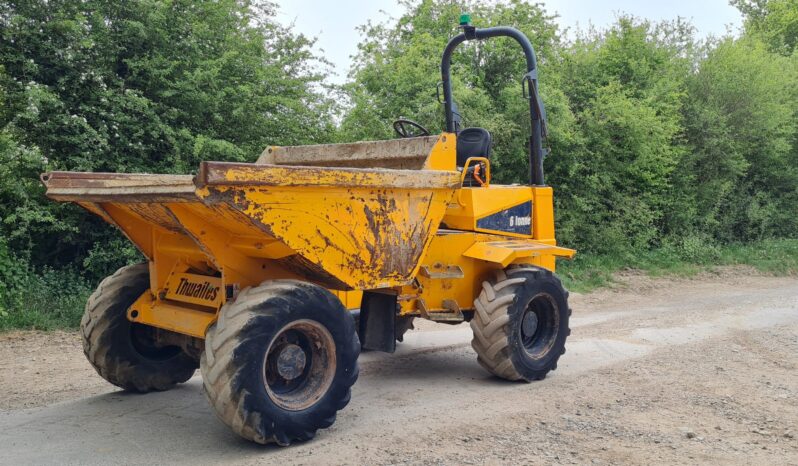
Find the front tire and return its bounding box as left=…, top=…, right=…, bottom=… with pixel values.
left=81, top=263, right=198, bottom=392
left=470, top=265, right=571, bottom=381
left=201, top=280, right=360, bottom=445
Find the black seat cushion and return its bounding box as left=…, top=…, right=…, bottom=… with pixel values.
left=456, top=128, right=492, bottom=166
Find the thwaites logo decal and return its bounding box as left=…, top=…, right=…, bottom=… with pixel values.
left=476, top=202, right=533, bottom=235
left=165, top=272, right=223, bottom=307
left=175, top=277, right=219, bottom=301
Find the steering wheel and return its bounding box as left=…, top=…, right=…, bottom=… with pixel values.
left=393, top=118, right=431, bottom=138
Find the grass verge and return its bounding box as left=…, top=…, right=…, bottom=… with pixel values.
left=0, top=267, right=93, bottom=331
left=558, top=238, right=798, bottom=293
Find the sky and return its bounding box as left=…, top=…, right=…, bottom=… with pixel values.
left=275, top=0, right=744, bottom=84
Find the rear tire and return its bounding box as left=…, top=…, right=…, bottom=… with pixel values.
left=81, top=263, right=198, bottom=392
left=201, top=280, right=359, bottom=445
left=470, top=265, right=570, bottom=381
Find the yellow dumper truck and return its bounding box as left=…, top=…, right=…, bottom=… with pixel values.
left=42, top=19, right=574, bottom=445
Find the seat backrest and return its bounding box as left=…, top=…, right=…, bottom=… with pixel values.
left=456, top=128, right=492, bottom=166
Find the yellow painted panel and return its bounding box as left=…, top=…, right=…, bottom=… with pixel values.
left=229, top=237, right=296, bottom=259
left=463, top=240, right=576, bottom=267
left=423, top=133, right=457, bottom=171
left=460, top=242, right=515, bottom=267
left=531, top=186, right=555, bottom=241
left=101, top=203, right=156, bottom=258
left=128, top=292, right=215, bottom=338
left=397, top=232, right=573, bottom=317
left=443, top=186, right=534, bottom=238
left=397, top=232, right=501, bottom=315
left=333, top=290, right=363, bottom=310
left=166, top=203, right=269, bottom=287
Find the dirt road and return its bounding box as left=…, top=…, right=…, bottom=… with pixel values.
left=1, top=268, right=797, bottom=465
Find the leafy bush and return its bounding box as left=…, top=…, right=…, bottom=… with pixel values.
left=0, top=238, right=21, bottom=320
left=0, top=239, right=93, bottom=330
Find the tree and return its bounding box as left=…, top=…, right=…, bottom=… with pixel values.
left=732, top=0, right=798, bottom=55
left=550, top=18, right=691, bottom=253
left=682, top=36, right=798, bottom=241
left=0, top=0, right=335, bottom=277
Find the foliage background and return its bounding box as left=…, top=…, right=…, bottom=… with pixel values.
left=1, top=0, right=796, bottom=328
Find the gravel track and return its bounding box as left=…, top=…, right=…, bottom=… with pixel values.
left=1, top=268, right=796, bottom=465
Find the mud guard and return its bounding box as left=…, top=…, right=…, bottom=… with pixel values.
left=463, top=240, right=575, bottom=267
left=358, top=292, right=397, bottom=353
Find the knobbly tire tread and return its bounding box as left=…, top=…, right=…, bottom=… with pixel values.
left=470, top=265, right=571, bottom=382
left=200, top=280, right=360, bottom=446
left=81, top=263, right=197, bottom=392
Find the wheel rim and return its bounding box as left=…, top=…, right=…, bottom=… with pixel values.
left=262, top=319, right=336, bottom=411
left=519, top=293, right=559, bottom=359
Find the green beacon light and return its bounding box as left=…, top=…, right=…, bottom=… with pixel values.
left=459, top=13, right=472, bottom=26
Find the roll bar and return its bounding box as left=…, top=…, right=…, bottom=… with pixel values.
left=440, top=22, right=548, bottom=186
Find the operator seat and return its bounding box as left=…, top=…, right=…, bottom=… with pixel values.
left=456, top=127, right=492, bottom=166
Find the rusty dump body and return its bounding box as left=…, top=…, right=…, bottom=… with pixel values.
left=42, top=132, right=574, bottom=339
